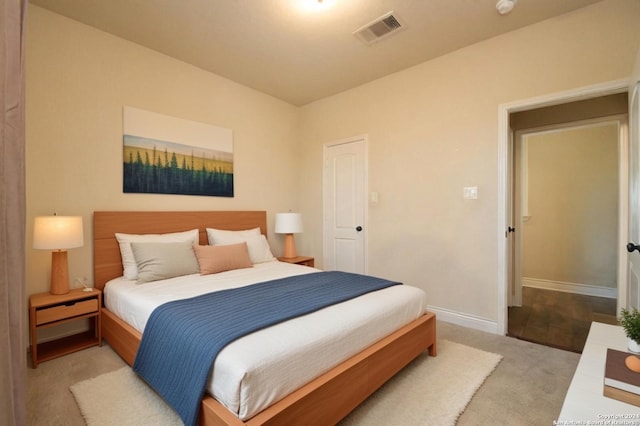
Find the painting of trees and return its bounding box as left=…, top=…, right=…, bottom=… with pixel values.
left=123, top=136, right=233, bottom=197
left=122, top=107, right=234, bottom=197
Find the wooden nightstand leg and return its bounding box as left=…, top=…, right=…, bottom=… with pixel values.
left=97, top=293, right=102, bottom=346
left=94, top=315, right=102, bottom=346
left=29, top=307, right=38, bottom=368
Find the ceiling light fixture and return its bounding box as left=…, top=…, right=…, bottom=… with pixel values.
left=296, top=0, right=333, bottom=12
left=496, top=0, right=517, bottom=15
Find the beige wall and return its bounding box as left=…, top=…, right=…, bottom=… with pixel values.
left=633, top=35, right=640, bottom=86
left=298, top=0, right=640, bottom=324
left=26, top=6, right=300, bottom=300
left=26, top=0, right=640, bottom=332
left=522, top=123, right=619, bottom=288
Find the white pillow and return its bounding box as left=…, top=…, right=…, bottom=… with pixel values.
left=206, top=227, right=260, bottom=245
left=206, top=228, right=275, bottom=264
left=115, top=229, right=199, bottom=280
left=244, top=234, right=276, bottom=264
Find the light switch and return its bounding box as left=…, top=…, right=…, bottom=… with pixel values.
left=370, top=191, right=379, bottom=205
left=463, top=186, right=478, bottom=199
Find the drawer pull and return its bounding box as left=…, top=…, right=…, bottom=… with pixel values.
left=36, top=299, right=98, bottom=325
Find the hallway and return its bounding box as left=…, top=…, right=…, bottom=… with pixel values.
left=507, top=287, right=617, bottom=353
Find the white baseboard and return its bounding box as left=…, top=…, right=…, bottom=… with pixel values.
left=522, top=277, right=617, bottom=299
left=427, top=305, right=499, bottom=335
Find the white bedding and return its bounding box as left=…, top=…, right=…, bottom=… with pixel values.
left=104, top=261, right=428, bottom=420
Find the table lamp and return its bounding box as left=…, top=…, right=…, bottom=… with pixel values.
left=275, top=213, right=303, bottom=259
left=33, top=215, right=84, bottom=295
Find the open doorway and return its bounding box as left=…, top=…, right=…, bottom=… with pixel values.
left=497, top=85, right=630, bottom=351
left=508, top=118, right=623, bottom=352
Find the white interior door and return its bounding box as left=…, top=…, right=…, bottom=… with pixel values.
left=627, top=82, right=640, bottom=310
left=510, top=130, right=525, bottom=307
left=323, top=137, right=367, bottom=273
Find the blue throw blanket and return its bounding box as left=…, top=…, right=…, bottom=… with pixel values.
left=133, top=271, right=400, bottom=426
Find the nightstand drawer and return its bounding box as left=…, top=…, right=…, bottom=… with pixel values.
left=36, top=299, right=98, bottom=325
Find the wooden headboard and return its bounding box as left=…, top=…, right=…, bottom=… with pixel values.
left=93, top=211, right=267, bottom=290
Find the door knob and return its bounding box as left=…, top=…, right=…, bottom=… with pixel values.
left=627, top=243, right=640, bottom=253
left=508, top=227, right=515, bottom=233
left=355, top=226, right=363, bottom=232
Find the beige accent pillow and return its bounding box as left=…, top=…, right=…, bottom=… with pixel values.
left=192, top=243, right=253, bottom=275
left=130, top=241, right=200, bottom=284
left=116, top=229, right=199, bottom=280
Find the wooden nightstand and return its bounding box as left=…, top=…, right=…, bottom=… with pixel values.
left=277, top=256, right=315, bottom=267
left=29, top=288, right=102, bottom=368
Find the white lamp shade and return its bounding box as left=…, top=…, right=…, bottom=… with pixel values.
left=33, top=216, right=84, bottom=250
left=275, top=213, right=303, bottom=234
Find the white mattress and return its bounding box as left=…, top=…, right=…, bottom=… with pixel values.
left=104, top=261, right=428, bottom=420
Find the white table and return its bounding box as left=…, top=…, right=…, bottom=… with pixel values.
left=559, top=322, right=640, bottom=423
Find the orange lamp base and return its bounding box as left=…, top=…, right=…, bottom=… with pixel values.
left=50, top=250, right=70, bottom=295
left=282, top=234, right=297, bottom=259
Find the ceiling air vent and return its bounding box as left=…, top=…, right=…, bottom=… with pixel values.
left=353, top=12, right=405, bottom=45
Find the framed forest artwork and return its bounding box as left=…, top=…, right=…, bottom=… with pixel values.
left=122, top=106, right=234, bottom=197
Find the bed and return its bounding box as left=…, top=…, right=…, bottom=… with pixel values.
left=93, top=210, right=437, bottom=426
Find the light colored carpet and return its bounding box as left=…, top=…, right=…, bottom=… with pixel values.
left=70, top=339, right=501, bottom=426
left=28, top=322, right=579, bottom=425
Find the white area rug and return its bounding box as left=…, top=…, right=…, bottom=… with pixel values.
left=70, top=367, right=183, bottom=426
left=70, top=340, right=501, bottom=426
left=340, top=340, right=502, bottom=425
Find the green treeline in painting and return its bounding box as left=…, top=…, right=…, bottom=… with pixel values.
left=123, top=136, right=234, bottom=197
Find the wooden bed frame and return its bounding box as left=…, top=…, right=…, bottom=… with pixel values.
left=93, top=211, right=437, bottom=426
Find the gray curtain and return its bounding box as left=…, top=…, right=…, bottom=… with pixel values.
left=0, top=0, right=27, bottom=425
